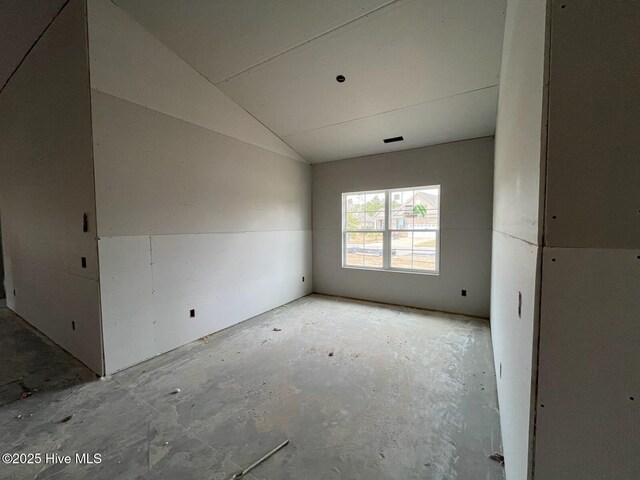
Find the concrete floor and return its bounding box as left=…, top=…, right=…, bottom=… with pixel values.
left=0, top=294, right=503, bottom=480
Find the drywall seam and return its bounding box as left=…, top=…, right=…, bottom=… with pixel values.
left=0, top=1, right=70, bottom=95
left=102, top=0, right=305, bottom=163
left=485, top=228, right=538, bottom=247
left=85, top=0, right=105, bottom=376
left=283, top=84, right=499, bottom=139
left=90, top=87, right=307, bottom=169
left=530, top=2, right=551, bottom=476
left=214, top=0, right=405, bottom=85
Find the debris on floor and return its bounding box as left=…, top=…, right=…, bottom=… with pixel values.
left=20, top=389, right=36, bottom=399
left=489, top=452, right=505, bottom=466
left=229, top=439, right=290, bottom=479
left=170, top=388, right=181, bottom=394
left=328, top=351, right=334, bottom=357
left=60, top=414, right=73, bottom=423
left=273, top=328, right=282, bottom=332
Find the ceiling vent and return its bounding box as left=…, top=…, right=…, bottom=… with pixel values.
left=383, top=136, right=404, bottom=144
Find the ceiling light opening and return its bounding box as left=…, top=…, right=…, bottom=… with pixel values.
left=383, top=136, right=404, bottom=144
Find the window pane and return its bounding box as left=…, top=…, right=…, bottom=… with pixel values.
left=390, top=189, right=415, bottom=229
left=365, top=192, right=385, bottom=212
left=345, top=211, right=365, bottom=230
left=345, top=232, right=364, bottom=266
left=413, top=188, right=439, bottom=229
left=363, top=232, right=384, bottom=268
left=390, top=207, right=413, bottom=229
left=345, top=193, right=365, bottom=212
left=391, top=231, right=413, bottom=269
left=413, top=231, right=437, bottom=271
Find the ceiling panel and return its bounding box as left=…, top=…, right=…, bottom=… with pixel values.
left=113, top=0, right=506, bottom=162
left=113, top=0, right=393, bottom=83
left=217, top=0, right=505, bottom=138
left=285, top=86, right=498, bottom=163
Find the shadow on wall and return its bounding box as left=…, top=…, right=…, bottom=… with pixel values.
left=0, top=308, right=97, bottom=406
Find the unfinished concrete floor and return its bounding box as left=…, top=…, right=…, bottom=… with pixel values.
left=0, top=294, right=503, bottom=480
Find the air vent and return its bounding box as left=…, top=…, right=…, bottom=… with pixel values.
left=383, top=136, right=404, bottom=144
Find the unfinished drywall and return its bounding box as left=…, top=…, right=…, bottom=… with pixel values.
left=490, top=0, right=548, bottom=478
left=544, top=1, right=639, bottom=249
left=0, top=216, right=4, bottom=299
left=534, top=1, right=640, bottom=478
left=87, top=0, right=312, bottom=374
left=312, top=138, right=493, bottom=317
left=490, top=233, right=540, bottom=480
left=0, top=0, right=103, bottom=374
left=0, top=0, right=67, bottom=89
left=536, top=249, right=640, bottom=478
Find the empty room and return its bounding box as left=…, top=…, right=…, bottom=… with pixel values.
left=0, top=1, right=637, bottom=479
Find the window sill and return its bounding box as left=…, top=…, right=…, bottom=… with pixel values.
left=341, top=265, right=440, bottom=276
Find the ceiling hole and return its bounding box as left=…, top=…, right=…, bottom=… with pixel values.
left=336, top=75, right=345, bottom=83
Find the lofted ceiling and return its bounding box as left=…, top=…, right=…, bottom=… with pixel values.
left=115, top=0, right=506, bottom=162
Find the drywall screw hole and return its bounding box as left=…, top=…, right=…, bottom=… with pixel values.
left=551, top=258, right=556, bottom=262
left=552, top=215, right=557, bottom=219
left=630, top=397, right=635, bottom=401
left=561, top=4, right=566, bottom=8
left=540, top=404, right=545, bottom=408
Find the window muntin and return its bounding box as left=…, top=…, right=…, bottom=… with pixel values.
left=342, top=186, right=440, bottom=274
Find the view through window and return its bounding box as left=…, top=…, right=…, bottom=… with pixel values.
left=342, top=186, right=440, bottom=273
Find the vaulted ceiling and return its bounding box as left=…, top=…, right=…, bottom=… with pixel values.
left=2, top=0, right=506, bottom=164
left=114, top=0, right=505, bottom=163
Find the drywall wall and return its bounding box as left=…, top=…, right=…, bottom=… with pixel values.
left=312, top=137, right=494, bottom=317
left=536, top=249, right=640, bottom=478
left=544, top=1, right=639, bottom=249
left=86, top=0, right=300, bottom=162
left=0, top=0, right=67, bottom=89
left=0, top=216, right=4, bottom=299
left=0, top=0, right=103, bottom=374
left=87, top=0, right=312, bottom=374
left=534, top=1, right=640, bottom=478
left=490, top=0, right=548, bottom=478
left=490, top=233, right=540, bottom=480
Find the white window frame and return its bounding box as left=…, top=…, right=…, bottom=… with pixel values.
left=342, top=185, right=441, bottom=275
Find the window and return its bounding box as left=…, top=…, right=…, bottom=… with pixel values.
left=342, top=185, right=440, bottom=274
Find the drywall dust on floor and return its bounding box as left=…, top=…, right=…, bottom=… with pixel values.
left=0, top=294, right=503, bottom=480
